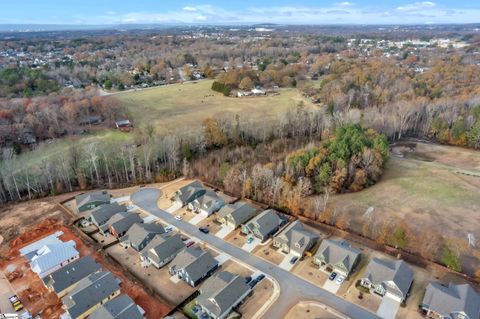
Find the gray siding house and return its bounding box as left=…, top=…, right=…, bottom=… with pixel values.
left=107, top=212, right=143, bottom=238
left=217, top=202, right=257, bottom=229
left=241, top=209, right=287, bottom=242
left=75, top=191, right=111, bottom=213
left=197, top=271, right=252, bottom=319
left=169, top=247, right=219, bottom=287
left=421, top=282, right=480, bottom=319
left=89, top=203, right=127, bottom=234
left=360, top=258, right=413, bottom=302
left=140, top=234, right=186, bottom=268
left=89, top=295, right=144, bottom=319
left=188, top=191, right=225, bottom=216
left=172, top=181, right=207, bottom=206
left=272, top=220, right=318, bottom=257
left=313, top=239, right=361, bottom=277
left=120, top=223, right=165, bottom=251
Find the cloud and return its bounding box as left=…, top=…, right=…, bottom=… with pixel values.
left=396, top=1, right=436, bottom=12
left=182, top=6, right=197, bottom=12
left=336, top=2, right=354, bottom=7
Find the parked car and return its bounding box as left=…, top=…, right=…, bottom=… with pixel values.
left=165, top=226, right=174, bottom=233
left=249, top=279, right=259, bottom=288
left=186, top=241, right=195, bottom=248
left=290, top=256, right=298, bottom=264
left=329, top=272, right=337, bottom=281
left=175, top=215, right=182, bottom=221
left=199, top=227, right=209, bottom=234
left=335, top=275, right=345, bottom=285
left=245, top=276, right=252, bottom=284
left=247, top=237, right=254, bottom=244
left=9, top=295, right=24, bottom=312
left=256, top=274, right=265, bottom=282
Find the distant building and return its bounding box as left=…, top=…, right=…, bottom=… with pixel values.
left=79, top=115, right=103, bottom=126
left=241, top=209, right=287, bottom=242
left=75, top=191, right=111, bottom=213
left=421, top=282, right=480, bottom=319
left=313, top=239, right=361, bottom=277
left=89, top=295, right=144, bottom=319
left=197, top=271, right=251, bottom=319
left=43, top=256, right=101, bottom=297
left=139, top=234, right=186, bottom=268
left=188, top=191, right=225, bottom=217
left=169, top=247, right=219, bottom=287
left=251, top=88, right=266, bottom=96
left=29, top=240, right=79, bottom=278
left=272, top=220, right=318, bottom=257
left=218, top=202, right=257, bottom=229
left=120, top=223, right=165, bottom=251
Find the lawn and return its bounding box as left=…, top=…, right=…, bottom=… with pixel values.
left=114, top=80, right=309, bottom=135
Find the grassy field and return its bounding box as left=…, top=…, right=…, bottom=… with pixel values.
left=329, top=142, right=480, bottom=274
left=114, top=79, right=309, bottom=134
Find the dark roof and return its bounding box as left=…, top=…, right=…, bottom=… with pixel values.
left=245, top=209, right=285, bottom=237
left=314, top=239, right=360, bottom=272
left=75, top=190, right=110, bottom=208
left=218, top=202, right=257, bottom=225
left=140, top=234, right=185, bottom=265
left=90, top=203, right=127, bottom=225
left=62, top=271, right=120, bottom=319
left=43, top=256, right=101, bottom=294
left=89, top=295, right=143, bottom=319
left=122, top=223, right=165, bottom=248
left=363, top=258, right=413, bottom=298
left=170, top=247, right=218, bottom=283
left=175, top=181, right=206, bottom=204
left=108, top=212, right=143, bottom=235
left=423, top=282, right=480, bottom=319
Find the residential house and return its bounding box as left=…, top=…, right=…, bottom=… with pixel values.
left=360, top=258, right=414, bottom=302
left=421, top=282, right=480, bottom=319
left=313, top=239, right=361, bottom=277
left=217, top=202, right=257, bottom=229
left=169, top=247, right=219, bottom=287
left=89, top=203, right=127, bottom=234
left=172, top=181, right=206, bottom=206
left=251, top=88, right=266, bottom=95
left=20, top=231, right=64, bottom=258
left=43, top=256, right=101, bottom=297
left=197, top=271, right=252, bottom=319
left=79, top=115, right=103, bottom=126
left=62, top=271, right=121, bottom=319
left=89, top=295, right=144, bottom=319
left=241, top=209, right=287, bottom=242
left=107, top=211, right=143, bottom=238
left=140, top=234, right=186, bottom=268
left=29, top=240, right=79, bottom=278
left=188, top=191, right=225, bottom=216
left=272, top=220, right=318, bottom=257
left=120, top=223, right=165, bottom=251
left=75, top=191, right=111, bottom=213
left=115, top=119, right=132, bottom=130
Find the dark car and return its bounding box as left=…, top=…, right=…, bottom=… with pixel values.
left=199, top=227, right=209, bottom=234
left=245, top=276, right=252, bottom=284
left=329, top=272, right=337, bottom=281
left=290, top=256, right=298, bottom=264
left=256, top=274, right=265, bottom=282
left=249, top=279, right=258, bottom=288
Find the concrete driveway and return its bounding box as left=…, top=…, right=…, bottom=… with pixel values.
left=278, top=254, right=297, bottom=271
left=376, top=296, right=400, bottom=319
left=131, top=188, right=380, bottom=319
left=323, top=278, right=341, bottom=294
left=189, top=213, right=207, bottom=225
left=166, top=202, right=181, bottom=213
left=0, top=275, right=15, bottom=314
left=215, top=225, right=235, bottom=239
left=241, top=237, right=261, bottom=252
left=111, top=195, right=130, bottom=203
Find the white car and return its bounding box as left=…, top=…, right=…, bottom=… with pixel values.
left=175, top=215, right=182, bottom=221
left=335, top=275, right=345, bottom=285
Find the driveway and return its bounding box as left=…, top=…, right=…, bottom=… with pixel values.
left=376, top=296, right=400, bottom=319
left=323, top=278, right=341, bottom=294
left=131, top=188, right=380, bottom=319
left=241, top=237, right=261, bottom=252
left=0, top=275, right=15, bottom=314
left=166, top=202, right=181, bottom=213
left=189, top=213, right=207, bottom=225
left=215, top=253, right=231, bottom=266
left=278, top=254, right=297, bottom=271
left=111, top=195, right=130, bottom=203
left=215, top=225, right=235, bottom=239
left=142, top=215, right=159, bottom=224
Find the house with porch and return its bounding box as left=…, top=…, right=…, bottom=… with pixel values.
left=188, top=191, right=225, bottom=216
left=272, top=220, right=318, bottom=257
left=169, top=247, right=219, bottom=287
left=217, top=202, right=257, bottom=229
left=313, top=239, right=361, bottom=277
left=139, top=234, right=186, bottom=268
left=241, top=209, right=287, bottom=242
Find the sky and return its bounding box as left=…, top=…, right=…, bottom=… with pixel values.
left=1, top=1, right=480, bottom=25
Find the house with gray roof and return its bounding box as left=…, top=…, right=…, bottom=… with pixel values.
left=188, top=191, right=225, bottom=216
left=75, top=190, right=111, bottom=213
left=273, top=220, right=318, bottom=257
left=172, top=181, right=207, bottom=206
left=120, top=223, right=165, bottom=251
left=241, top=209, right=287, bottom=242
left=313, top=239, right=361, bottom=277
left=218, top=202, right=257, bottom=229
left=421, top=282, right=480, bottom=319
left=62, top=271, right=121, bottom=319
left=29, top=240, right=79, bottom=278
left=360, top=258, right=413, bottom=302
left=140, top=234, right=186, bottom=268
left=89, top=295, right=144, bottom=319
left=169, top=247, right=219, bottom=287
left=197, top=271, right=252, bottom=319
left=43, top=256, right=101, bottom=297
left=89, top=203, right=127, bottom=234
left=107, top=211, right=143, bottom=238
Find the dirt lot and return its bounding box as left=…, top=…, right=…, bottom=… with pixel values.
left=328, top=142, right=480, bottom=275
left=157, top=179, right=192, bottom=209
left=220, top=260, right=253, bottom=278
left=292, top=258, right=328, bottom=288
left=0, top=218, right=172, bottom=319
left=284, top=301, right=343, bottom=319
left=237, top=278, right=274, bottom=318
left=224, top=229, right=248, bottom=248
left=254, top=245, right=285, bottom=265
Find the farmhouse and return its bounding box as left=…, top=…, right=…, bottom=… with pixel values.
left=169, top=247, right=219, bottom=287
left=272, top=220, right=318, bottom=257
left=421, top=282, right=480, bottom=319
left=107, top=211, right=143, bottom=238
left=88, top=203, right=127, bottom=234
left=29, top=240, right=80, bottom=278
left=313, top=239, right=361, bottom=277
left=140, top=234, right=186, bottom=268
left=217, top=202, right=257, bottom=229
left=241, top=209, right=287, bottom=242
left=188, top=191, right=225, bottom=216
left=43, top=256, right=101, bottom=297
left=197, top=271, right=252, bottom=319
left=360, top=258, right=413, bottom=302
left=120, top=223, right=165, bottom=251
left=75, top=190, right=111, bottom=213
left=62, top=271, right=121, bottom=319
left=172, top=180, right=207, bottom=206
left=89, top=295, right=144, bottom=319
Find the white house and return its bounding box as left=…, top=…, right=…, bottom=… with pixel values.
left=29, top=240, right=80, bottom=278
